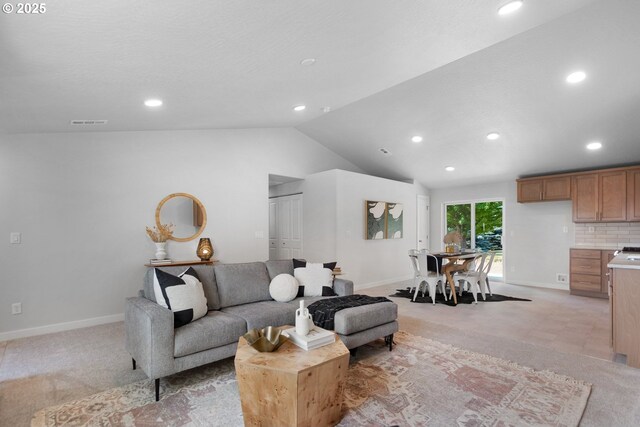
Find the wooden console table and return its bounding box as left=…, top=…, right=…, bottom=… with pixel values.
left=144, top=260, right=215, bottom=268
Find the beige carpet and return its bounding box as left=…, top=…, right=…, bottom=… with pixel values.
left=31, top=331, right=591, bottom=427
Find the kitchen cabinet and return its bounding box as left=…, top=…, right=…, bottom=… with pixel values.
left=571, top=171, right=627, bottom=222
left=609, top=255, right=640, bottom=368
left=569, top=248, right=611, bottom=298
left=628, top=168, right=640, bottom=221
left=516, top=176, right=571, bottom=203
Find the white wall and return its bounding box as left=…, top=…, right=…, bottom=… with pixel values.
left=270, top=170, right=429, bottom=288
left=0, top=128, right=362, bottom=337
left=429, top=180, right=574, bottom=289
left=335, top=170, right=429, bottom=288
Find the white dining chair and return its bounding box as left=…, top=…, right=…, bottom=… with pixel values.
left=480, top=251, right=496, bottom=296
left=455, top=253, right=487, bottom=304
left=408, top=249, right=421, bottom=295
left=413, top=251, right=447, bottom=304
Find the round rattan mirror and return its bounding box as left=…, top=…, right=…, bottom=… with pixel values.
left=155, top=193, right=207, bottom=242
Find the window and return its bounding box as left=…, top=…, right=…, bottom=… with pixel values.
left=444, top=200, right=504, bottom=279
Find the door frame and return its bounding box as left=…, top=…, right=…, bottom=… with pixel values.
left=416, top=195, right=430, bottom=250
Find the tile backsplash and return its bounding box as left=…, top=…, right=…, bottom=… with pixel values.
left=575, top=223, right=640, bottom=248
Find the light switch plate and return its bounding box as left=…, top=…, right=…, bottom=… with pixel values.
left=10, top=232, right=21, bottom=244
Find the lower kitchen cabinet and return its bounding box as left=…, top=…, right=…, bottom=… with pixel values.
left=570, top=248, right=615, bottom=299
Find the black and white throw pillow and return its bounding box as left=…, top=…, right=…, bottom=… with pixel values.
left=292, top=259, right=337, bottom=297
left=152, top=267, right=208, bottom=328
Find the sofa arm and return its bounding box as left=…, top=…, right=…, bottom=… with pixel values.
left=334, top=278, right=354, bottom=296
left=125, top=296, right=175, bottom=379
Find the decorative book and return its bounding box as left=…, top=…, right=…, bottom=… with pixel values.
left=282, top=326, right=335, bottom=351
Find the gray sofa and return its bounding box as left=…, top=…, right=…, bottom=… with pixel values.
left=125, top=259, right=398, bottom=400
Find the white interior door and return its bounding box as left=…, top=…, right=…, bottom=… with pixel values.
left=417, top=195, right=430, bottom=250
left=269, top=194, right=303, bottom=260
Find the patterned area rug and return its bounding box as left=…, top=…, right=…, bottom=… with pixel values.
left=32, top=331, right=590, bottom=427
left=391, top=287, right=531, bottom=305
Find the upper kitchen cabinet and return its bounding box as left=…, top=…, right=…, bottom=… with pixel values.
left=572, top=174, right=599, bottom=222
left=628, top=168, right=640, bottom=221
left=572, top=171, right=626, bottom=222
left=517, top=176, right=571, bottom=203
left=518, top=165, right=640, bottom=223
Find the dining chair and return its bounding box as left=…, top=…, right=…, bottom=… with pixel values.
left=454, top=253, right=487, bottom=304
left=480, top=251, right=496, bottom=296
left=408, top=249, right=421, bottom=295
left=413, top=251, right=447, bottom=304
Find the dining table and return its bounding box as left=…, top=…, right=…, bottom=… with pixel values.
left=431, top=251, right=481, bottom=305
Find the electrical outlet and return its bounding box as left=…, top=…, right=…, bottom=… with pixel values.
left=588, top=226, right=595, bottom=234
left=10, top=232, right=21, bottom=244
left=557, top=274, right=568, bottom=283
left=562, top=226, right=569, bottom=233
left=11, top=302, right=22, bottom=315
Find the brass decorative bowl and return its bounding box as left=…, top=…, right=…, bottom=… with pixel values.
left=242, top=326, right=288, bottom=352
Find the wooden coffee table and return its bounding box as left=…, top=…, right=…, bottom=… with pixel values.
left=234, top=326, right=350, bottom=427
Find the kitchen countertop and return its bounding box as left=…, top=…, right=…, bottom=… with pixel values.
left=572, top=246, right=619, bottom=250
left=608, top=253, right=640, bottom=270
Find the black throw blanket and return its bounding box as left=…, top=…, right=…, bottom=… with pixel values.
left=307, top=295, right=391, bottom=330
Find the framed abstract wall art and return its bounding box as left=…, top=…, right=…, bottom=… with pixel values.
left=365, top=200, right=386, bottom=239
left=385, top=202, right=403, bottom=239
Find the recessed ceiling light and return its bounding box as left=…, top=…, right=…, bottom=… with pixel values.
left=322, top=106, right=331, bottom=113
left=498, top=1, right=523, bottom=16
left=486, top=132, right=500, bottom=140
left=411, top=136, right=423, bottom=143
left=586, top=141, right=602, bottom=150
left=293, top=105, right=306, bottom=112
left=144, top=99, right=163, bottom=107
left=300, top=58, right=316, bottom=66
left=566, top=71, right=587, bottom=84
left=445, top=166, right=455, bottom=172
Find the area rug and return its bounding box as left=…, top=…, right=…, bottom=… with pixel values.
left=391, top=286, right=531, bottom=305
left=31, top=331, right=590, bottom=427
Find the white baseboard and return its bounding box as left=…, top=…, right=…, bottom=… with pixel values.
left=0, top=313, right=124, bottom=342
left=355, top=274, right=413, bottom=291
left=506, top=279, right=569, bottom=291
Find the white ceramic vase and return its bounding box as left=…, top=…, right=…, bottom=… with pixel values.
left=155, top=242, right=167, bottom=260
left=295, top=300, right=313, bottom=336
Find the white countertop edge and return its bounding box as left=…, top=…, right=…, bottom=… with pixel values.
left=608, top=263, right=640, bottom=270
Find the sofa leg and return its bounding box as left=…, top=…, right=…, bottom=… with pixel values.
left=385, top=334, right=394, bottom=351
left=155, top=378, right=160, bottom=401
left=132, top=358, right=136, bottom=370
left=349, top=347, right=358, bottom=357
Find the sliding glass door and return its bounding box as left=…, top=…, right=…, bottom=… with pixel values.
left=445, top=200, right=504, bottom=279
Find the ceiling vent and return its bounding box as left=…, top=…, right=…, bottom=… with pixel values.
left=70, top=120, right=108, bottom=126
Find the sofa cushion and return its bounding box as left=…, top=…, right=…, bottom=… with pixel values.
left=265, top=259, right=294, bottom=279
left=214, top=262, right=272, bottom=307
left=222, top=301, right=296, bottom=330
left=333, top=301, right=398, bottom=335
left=174, top=311, right=247, bottom=357
left=152, top=267, right=208, bottom=328
left=144, top=264, right=221, bottom=310
left=269, top=274, right=299, bottom=302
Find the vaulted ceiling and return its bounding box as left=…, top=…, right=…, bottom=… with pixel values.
left=2, top=0, right=639, bottom=188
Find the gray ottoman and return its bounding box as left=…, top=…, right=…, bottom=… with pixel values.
left=332, top=301, right=399, bottom=351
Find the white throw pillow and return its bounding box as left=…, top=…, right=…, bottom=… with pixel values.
left=294, top=267, right=333, bottom=297
left=269, top=274, right=299, bottom=302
